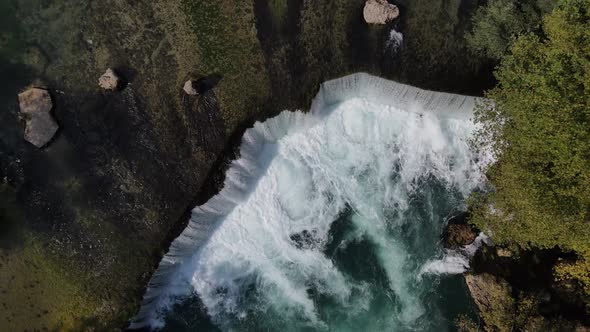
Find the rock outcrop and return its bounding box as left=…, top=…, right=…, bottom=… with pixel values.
left=465, top=273, right=515, bottom=331
left=183, top=80, right=197, bottom=95
left=18, top=87, right=58, bottom=148
left=98, top=68, right=119, bottom=90
left=363, top=0, right=399, bottom=24
left=444, top=223, right=477, bottom=248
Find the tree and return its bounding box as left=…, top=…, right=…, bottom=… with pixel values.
left=470, top=0, right=590, bottom=307
left=466, top=0, right=554, bottom=60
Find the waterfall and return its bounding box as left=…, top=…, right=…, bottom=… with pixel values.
left=130, top=73, right=488, bottom=330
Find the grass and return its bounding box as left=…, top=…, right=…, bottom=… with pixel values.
left=182, top=0, right=271, bottom=132
left=0, top=234, right=100, bottom=331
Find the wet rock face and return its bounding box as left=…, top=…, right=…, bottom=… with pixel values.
left=363, top=0, right=399, bottom=24
left=98, top=68, right=120, bottom=90
left=443, top=212, right=477, bottom=248
left=18, top=88, right=58, bottom=148
left=444, top=223, right=477, bottom=248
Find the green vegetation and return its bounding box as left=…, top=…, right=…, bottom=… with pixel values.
left=0, top=234, right=102, bottom=331
left=470, top=0, right=590, bottom=311
left=182, top=0, right=270, bottom=131
left=455, top=314, right=479, bottom=332
left=398, top=0, right=492, bottom=93
left=296, top=0, right=359, bottom=102
left=466, top=0, right=554, bottom=60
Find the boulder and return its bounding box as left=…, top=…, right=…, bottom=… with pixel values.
left=18, top=87, right=59, bottom=148
left=183, top=80, right=197, bottom=95
left=98, top=68, right=119, bottom=90
left=444, top=223, right=477, bottom=248
left=363, top=0, right=399, bottom=24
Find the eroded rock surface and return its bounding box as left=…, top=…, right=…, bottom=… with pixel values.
left=18, top=88, right=58, bottom=148
left=363, top=0, right=399, bottom=24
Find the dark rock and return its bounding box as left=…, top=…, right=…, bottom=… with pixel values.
left=443, top=214, right=477, bottom=248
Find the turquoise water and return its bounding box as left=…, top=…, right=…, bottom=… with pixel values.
left=142, top=93, right=487, bottom=331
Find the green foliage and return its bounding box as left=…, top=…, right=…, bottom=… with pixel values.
left=466, top=0, right=553, bottom=60
left=470, top=0, right=590, bottom=305
left=455, top=314, right=480, bottom=332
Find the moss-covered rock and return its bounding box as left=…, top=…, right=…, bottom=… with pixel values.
left=465, top=273, right=515, bottom=331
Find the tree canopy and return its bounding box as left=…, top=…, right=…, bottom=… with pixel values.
left=466, top=0, right=554, bottom=60
left=470, top=0, right=590, bottom=304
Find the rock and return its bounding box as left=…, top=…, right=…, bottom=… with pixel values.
left=465, top=273, right=515, bottom=331
left=98, top=68, right=119, bottom=90
left=183, top=80, right=197, bottom=95
left=363, top=0, right=399, bottom=24
left=496, top=247, right=513, bottom=257
left=444, top=223, right=477, bottom=248
left=18, top=88, right=59, bottom=148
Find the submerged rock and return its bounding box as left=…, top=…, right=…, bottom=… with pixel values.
left=99, top=68, right=120, bottom=90
left=363, top=0, right=399, bottom=24
left=183, top=80, right=197, bottom=95
left=18, top=87, right=58, bottom=148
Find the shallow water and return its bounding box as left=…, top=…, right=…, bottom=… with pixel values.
left=143, top=91, right=488, bottom=331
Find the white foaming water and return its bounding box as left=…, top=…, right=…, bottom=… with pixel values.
left=131, top=74, right=490, bottom=331
left=386, top=28, right=404, bottom=54
left=420, top=233, right=491, bottom=276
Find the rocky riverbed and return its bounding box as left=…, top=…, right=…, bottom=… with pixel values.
left=0, top=0, right=495, bottom=330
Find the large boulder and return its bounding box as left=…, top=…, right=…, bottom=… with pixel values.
left=98, top=68, right=120, bottom=90
left=444, top=223, right=477, bottom=248
left=363, top=0, right=399, bottom=24
left=18, top=87, right=58, bottom=148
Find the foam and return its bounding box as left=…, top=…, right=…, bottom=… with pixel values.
left=129, top=73, right=487, bottom=329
